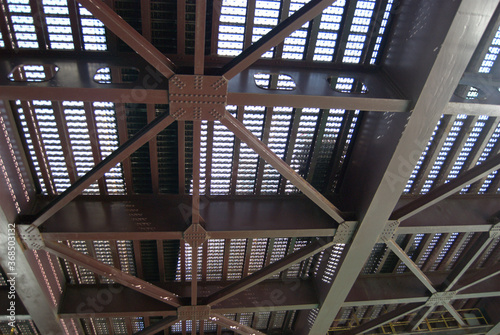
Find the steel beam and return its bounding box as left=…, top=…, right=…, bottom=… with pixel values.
left=135, top=316, right=179, bottom=335
left=304, top=0, right=498, bottom=333
left=456, top=262, right=500, bottom=292
left=221, top=112, right=345, bottom=223
left=392, top=153, right=500, bottom=222
left=209, top=314, right=265, bottom=335
left=76, top=0, right=176, bottom=79
left=43, top=241, right=182, bottom=307
left=341, top=303, right=425, bottom=335
left=31, top=114, right=175, bottom=228
left=0, top=216, right=65, bottom=333
left=221, top=0, right=335, bottom=79
left=194, top=0, right=207, bottom=75
left=206, top=238, right=334, bottom=306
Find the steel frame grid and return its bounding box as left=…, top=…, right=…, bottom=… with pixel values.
left=0, top=0, right=500, bottom=335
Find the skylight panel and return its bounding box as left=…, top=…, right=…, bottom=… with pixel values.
left=43, top=0, right=74, bottom=50
left=313, top=1, right=346, bottom=61
left=261, top=107, right=293, bottom=194
left=0, top=31, right=5, bottom=48
left=342, top=0, right=376, bottom=63
left=282, top=0, right=309, bottom=60
left=396, top=234, right=424, bottom=273
left=210, top=106, right=236, bottom=195
left=430, top=233, right=458, bottom=271
left=79, top=4, right=107, bottom=51
left=321, top=244, right=345, bottom=283
left=7, top=0, right=39, bottom=48
left=217, top=0, right=247, bottom=56
left=286, top=238, right=311, bottom=278
left=70, top=240, right=97, bottom=284
left=93, top=101, right=125, bottom=194
left=248, top=238, right=268, bottom=274
left=227, top=239, right=246, bottom=280
left=369, top=0, right=394, bottom=64
left=116, top=240, right=136, bottom=275
left=252, top=0, right=280, bottom=58
left=285, top=108, right=320, bottom=193
left=93, top=240, right=114, bottom=283
left=269, top=238, right=289, bottom=279
left=62, top=101, right=100, bottom=194
left=206, top=239, right=224, bottom=281
left=417, top=233, right=442, bottom=268
left=476, top=121, right=500, bottom=193
left=236, top=106, right=265, bottom=194
left=420, top=115, right=467, bottom=194
left=447, top=117, right=487, bottom=184
left=404, top=116, right=443, bottom=194
left=479, top=24, right=500, bottom=73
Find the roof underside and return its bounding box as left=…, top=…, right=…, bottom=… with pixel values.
left=1, top=0, right=500, bottom=334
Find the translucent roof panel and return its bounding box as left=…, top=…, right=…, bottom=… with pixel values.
left=42, top=0, right=74, bottom=50
left=313, top=0, right=346, bottom=61
left=252, top=0, right=280, bottom=58
left=79, top=4, right=107, bottom=51
left=479, top=24, right=500, bottom=73
left=282, top=0, right=309, bottom=60
left=342, top=0, right=376, bottom=64
left=0, top=31, right=5, bottom=48
left=370, top=0, right=394, bottom=64
left=217, top=0, right=247, bottom=56
left=7, top=0, right=39, bottom=49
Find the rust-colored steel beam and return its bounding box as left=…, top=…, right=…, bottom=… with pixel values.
left=209, top=314, right=265, bottom=335
left=194, top=0, right=207, bottom=75
left=31, top=114, right=175, bottom=227
left=340, top=303, right=424, bottom=335
left=392, top=152, right=500, bottom=222
left=221, top=112, right=345, bottom=223
left=43, top=241, right=182, bottom=307
left=76, top=0, right=176, bottom=79
left=221, top=0, right=335, bottom=79
left=147, top=104, right=159, bottom=194
left=456, top=262, right=500, bottom=292
left=135, top=316, right=179, bottom=335
left=206, top=238, right=333, bottom=306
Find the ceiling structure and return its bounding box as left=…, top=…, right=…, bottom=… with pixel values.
left=1, top=0, right=500, bottom=334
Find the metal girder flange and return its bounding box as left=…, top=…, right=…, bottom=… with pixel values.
left=177, top=305, right=211, bottom=320
left=489, top=212, right=500, bottom=238
left=17, top=225, right=44, bottom=250
left=168, top=75, right=228, bottom=121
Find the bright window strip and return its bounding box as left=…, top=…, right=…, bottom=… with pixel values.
left=236, top=105, right=265, bottom=194
left=285, top=108, right=320, bottom=193
left=254, top=312, right=271, bottom=330
left=417, top=233, right=442, bottom=268
left=396, top=234, right=424, bottom=273
left=7, top=0, right=39, bottom=49
left=332, top=76, right=368, bottom=93
left=446, top=233, right=474, bottom=271
left=227, top=238, right=246, bottom=280
left=70, top=240, right=97, bottom=284
left=111, top=317, right=128, bottom=335
left=94, top=318, right=110, bottom=335
left=131, top=318, right=144, bottom=333
left=479, top=25, right=500, bottom=73
left=217, top=0, right=247, bottom=56
left=43, top=0, right=74, bottom=50
left=93, top=101, right=125, bottom=194
left=247, top=238, right=268, bottom=274
left=62, top=101, right=100, bottom=194
left=116, top=240, right=136, bottom=275
left=183, top=243, right=203, bottom=281
left=286, top=238, right=310, bottom=278
left=282, top=0, right=309, bottom=60
left=189, top=120, right=208, bottom=195
left=420, top=115, right=468, bottom=194
left=254, top=73, right=296, bottom=90
left=362, top=242, right=386, bottom=274
left=210, top=105, right=236, bottom=195
left=430, top=233, right=459, bottom=271
left=10, top=64, right=57, bottom=82
left=321, top=244, right=345, bottom=283
left=79, top=4, right=107, bottom=51
left=477, top=121, right=500, bottom=193
left=404, top=116, right=444, bottom=193
left=342, top=0, right=376, bottom=63
left=261, top=107, right=293, bottom=194
left=269, top=237, right=289, bottom=279
left=31, top=100, right=71, bottom=193
left=206, top=239, right=224, bottom=280
left=313, top=0, right=346, bottom=61
left=93, top=240, right=114, bottom=283
left=446, top=117, right=488, bottom=185
left=252, top=0, right=280, bottom=58
left=0, top=31, right=5, bottom=47
left=369, top=0, right=394, bottom=64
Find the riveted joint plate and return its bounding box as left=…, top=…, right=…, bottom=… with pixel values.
left=489, top=222, right=500, bottom=238
left=379, top=220, right=400, bottom=242
left=426, top=291, right=457, bottom=306
left=169, top=75, right=228, bottom=121
left=332, top=221, right=358, bottom=244
left=178, top=305, right=211, bottom=320
left=183, top=223, right=209, bottom=247
left=17, top=224, right=44, bottom=250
